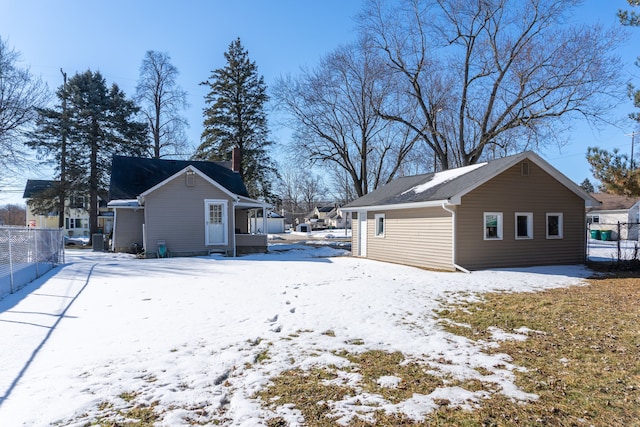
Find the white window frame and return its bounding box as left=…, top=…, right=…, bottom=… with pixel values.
left=546, top=213, right=563, bottom=239
left=65, top=218, right=83, bottom=229
left=587, top=214, right=600, bottom=224
left=515, top=212, right=533, bottom=240
left=374, top=213, right=385, bottom=237
left=484, top=212, right=503, bottom=240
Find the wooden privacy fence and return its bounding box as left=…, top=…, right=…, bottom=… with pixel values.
left=0, top=227, right=65, bottom=297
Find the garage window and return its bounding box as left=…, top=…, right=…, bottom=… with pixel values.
left=374, top=214, right=385, bottom=237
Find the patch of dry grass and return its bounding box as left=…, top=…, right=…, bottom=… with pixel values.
left=88, top=395, right=161, bottom=426
left=434, top=274, right=640, bottom=426
left=259, top=367, right=354, bottom=426
left=258, top=274, right=640, bottom=426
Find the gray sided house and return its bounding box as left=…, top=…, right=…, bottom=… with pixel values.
left=342, top=152, right=599, bottom=271
left=108, top=155, right=269, bottom=257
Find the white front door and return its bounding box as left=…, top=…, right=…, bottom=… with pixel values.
left=358, top=212, right=367, bottom=256
left=205, top=200, right=228, bottom=245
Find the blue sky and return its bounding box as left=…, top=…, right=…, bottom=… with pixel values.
left=1, top=0, right=639, bottom=204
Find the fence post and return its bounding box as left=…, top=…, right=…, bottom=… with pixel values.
left=618, top=222, right=622, bottom=262
left=8, top=228, right=15, bottom=294
left=34, top=228, right=40, bottom=277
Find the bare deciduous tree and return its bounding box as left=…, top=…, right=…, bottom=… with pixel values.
left=0, top=37, right=49, bottom=179
left=273, top=38, right=419, bottom=197
left=275, top=166, right=326, bottom=224
left=361, top=0, right=625, bottom=170
left=0, top=203, right=26, bottom=226
left=136, top=50, right=189, bottom=159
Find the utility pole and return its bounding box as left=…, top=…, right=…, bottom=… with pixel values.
left=58, top=69, right=68, bottom=229
left=627, top=131, right=639, bottom=171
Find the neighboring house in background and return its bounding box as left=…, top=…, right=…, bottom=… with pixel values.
left=23, top=179, right=113, bottom=237
left=325, top=206, right=351, bottom=229
left=303, top=206, right=335, bottom=230
left=587, top=193, right=640, bottom=241
left=342, top=151, right=599, bottom=272
left=108, top=154, right=269, bottom=257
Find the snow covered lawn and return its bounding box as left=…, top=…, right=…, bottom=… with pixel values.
left=0, top=244, right=592, bottom=426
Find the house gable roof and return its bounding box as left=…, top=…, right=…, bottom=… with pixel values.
left=23, top=179, right=57, bottom=198
left=343, top=151, right=598, bottom=211
left=109, top=156, right=250, bottom=201
left=139, top=165, right=239, bottom=201
left=589, top=193, right=640, bottom=211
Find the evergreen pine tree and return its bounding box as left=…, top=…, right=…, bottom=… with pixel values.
left=586, top=2, right=640, bottom=196
left=194, top=38, right=276, bottom=200
left=586, top=147, right=640, bottom=196
left=619, top=1, right=640, bottom=123
left=28, top=70, right=148, bottom=236
left=580, top=178, right=595, bottom=194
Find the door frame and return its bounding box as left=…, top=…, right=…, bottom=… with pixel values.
left=204, top=199, right=228, bottom=246
left=358, top=211, right=367, bottom=256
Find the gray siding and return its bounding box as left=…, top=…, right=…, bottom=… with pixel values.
left=143, top=172, right=234, bottom=256
left=456, top=161, right=586, bottom=269
left=365, top=208, right=454, bottom=271
left=113, top=209, right=144, bottom=252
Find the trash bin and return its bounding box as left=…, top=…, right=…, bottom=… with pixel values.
left=600, top=230, right=612, bottom=241
left=590, top=229, right=601, bottom=240
left=92, top=234, right=108, bottom=251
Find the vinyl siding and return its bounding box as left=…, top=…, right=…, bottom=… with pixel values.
left=143, top=172, right=234, bottom=255
left=456, top=161, right=586, bottom=269
left=112, top=209, right=144, bottom=252
left=365, top=208, right=454, bottom=271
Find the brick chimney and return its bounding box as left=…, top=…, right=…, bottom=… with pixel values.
left=232, top=147, right=241, bottom=172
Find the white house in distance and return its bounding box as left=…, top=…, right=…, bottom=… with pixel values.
left=587, top=193, right=640, bottom=241
left=325, top=206, right=351, bottom=229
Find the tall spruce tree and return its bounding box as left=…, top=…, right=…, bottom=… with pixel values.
left=194, top=38, right=276, bottom=200
left=28, top=70, right=147, bottom=236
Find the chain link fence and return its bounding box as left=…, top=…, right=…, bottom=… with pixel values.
left=0, top=227, right=65, bottom=298
left=587, top=222, right=640, bottom=263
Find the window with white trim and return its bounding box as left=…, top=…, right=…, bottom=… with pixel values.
left=546, top=213, right=563, bottom=239
left=587, top=214, right=600, bottom=224
left=484, top=212, right=503, bottom=240
left=515, top=212, right=533, bottom=239
left=65, top=218, right=83, bottom=229
left=374, top=213, right=385, bottom=237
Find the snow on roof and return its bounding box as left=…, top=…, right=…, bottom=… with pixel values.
left=403, top=163, right=487, bottom=195
left=107, top=199, right=140, bottom=207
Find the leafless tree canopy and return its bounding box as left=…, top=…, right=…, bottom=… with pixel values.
left=273, top=39, right=421, bottom=197
left=276, top=166, right=326, bottom=217
left=135, top=50, right=189, bottom=159
left=0, top=37, right=49, bottom=179
left=360, top=0, right=625, bottom=169
left=0, top=203, right=26, bottom=226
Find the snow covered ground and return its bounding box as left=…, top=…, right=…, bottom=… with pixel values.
left=0, top=241, right=596, bottom=426
left=586, top=237, right=640, bottom=262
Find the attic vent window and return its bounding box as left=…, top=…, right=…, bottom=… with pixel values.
left=185, top=170, right=196, bottom=187
left=521, top=162, right=530, bottom=176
